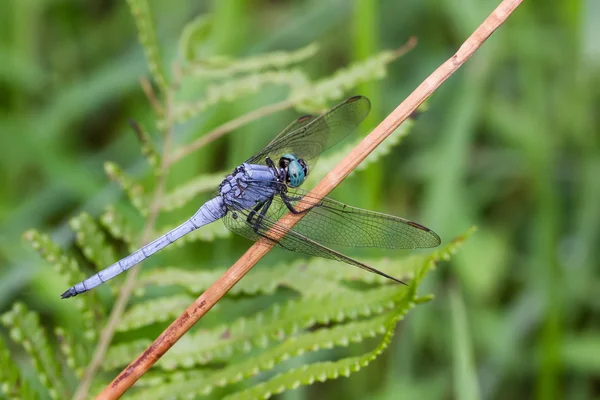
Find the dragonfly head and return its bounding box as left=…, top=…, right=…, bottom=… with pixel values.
left=279, top=153, right=308, bottom=188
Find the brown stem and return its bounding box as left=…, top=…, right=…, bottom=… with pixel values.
left=97, top=1, right=522, bottom=398
left=392, top=36, right=418, bottom=58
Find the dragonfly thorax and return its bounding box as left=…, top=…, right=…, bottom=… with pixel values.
left=279, top=153, right=308, bottom=188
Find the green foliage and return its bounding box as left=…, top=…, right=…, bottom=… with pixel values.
left=22, top=230, right=102, bottom=338
left=126, top=0, right=167, bottom=91
left=1, top=1, right=484, bottom=399
left=70, top=212, right=118, bottom=270
left=100, top=206, right=137, bottom=250
left=0, top=304, right=69, bottom=400
left=179, top=14, right=213, bottom=63
left=159, top=171, right=225, bottom=212
left=104, top=162, right=149, bottom=216
left=115, top=232, right=469, bottom=399
left=184, top=42, right=320, bottom=78
left=0, top=335, right=36, bottom=400
left=2, top=0, right=598, bottom=399
left=130, top=120, right=161, bottom=173
left=290, top=49, right=400, bottom=112
left=116, top=295, right=196, bottom=332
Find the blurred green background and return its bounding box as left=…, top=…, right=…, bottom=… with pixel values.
left=1, top=0, right=599, bottom=399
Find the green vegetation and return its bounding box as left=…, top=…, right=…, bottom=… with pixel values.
left=1, top=0, right=598, bottom=399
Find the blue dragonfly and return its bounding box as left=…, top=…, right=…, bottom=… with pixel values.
left=61, top=96, right=440, bottom=298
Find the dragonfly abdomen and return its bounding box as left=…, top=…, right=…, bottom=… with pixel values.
left=61, top=197, right=226, bottom=298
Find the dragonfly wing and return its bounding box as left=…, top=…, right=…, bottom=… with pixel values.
left=222, top=199, right=406, bottom=284
left=245, top=96, right=370, bottom=170
left=239, top=185, right=440, bottom=249
left=267, top=114, right=315, bottom=146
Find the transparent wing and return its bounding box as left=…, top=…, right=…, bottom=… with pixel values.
left=245, top=96, right=370, bottom=169
left=222, top=200, right=406, bottom=284
left=241, top=182, right=441, bottom=249
left=267, top=114, right=315, bottom=145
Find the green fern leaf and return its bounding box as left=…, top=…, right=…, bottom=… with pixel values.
left=116, top=295, right=196, bottom=332
left=104, top=339, right=151, bottom=371
left=174, top=70, right=309, bottom=124
left=223, top=328, right=394, bottom=400
left=104, top=162, right=149, bottom=216
left=130, top=120, right=161, bottom=173
left=69, top=212, right=118, bottom=270
left=222, top=236, right=458, bottom=399
left=178, top=13, right=212, bottom=63
left=0, top=303, right=69, bottom=400
left=184, top=43, right=320, bottom=78
left=156, top=285, right=403, bottom=370
left=0, top=335, right=36, bottom=400
left=126, top=0, right=167, bottom=91
left=54, top=327, right=89, bottom=378
left=99, top=206, right=137, bottom=250
left=129, top=307, right=412, bottom=399
left=22, top=230, right=102, bottom=338
left=137, top=265, right=282, bottom=296
left=290, top=49, right=402, bottom=112
left=159, top=171, right=226, bottom=212
left=137, top=250, right=422, bottom=298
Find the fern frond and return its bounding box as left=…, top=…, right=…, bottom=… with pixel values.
left=159, top=171, right=225, bottom=212
left=281, top=256, right=418, bottom=296
left=137, top=265, right=281, bottom=296
left=0, top=335, right=36, bottom=400
left=138, top=253, right=420, bottom=298
left=223, top=239, right=454, bottom=399
left=178, top=13, right=212, bottom=63
left=126, top=0, right=167, bottom=91
left=184, top=43, right=320, bottom=78
left=104, top=339, right=151, bottom=371
left=224, top=318, right=398, bottom=400
left=99, top=206, right=137, bottom=250
left=54, top=327, right=88, bottom=378
left=158, top=285, right=402, bottom=370
left=130, top=308, right=409, bottom=399
left=22, top=230, right=102, bottom=336
left=105, top=285, right=403, bottom=370
left=130, top=120, right=161, bottom=173
left=290, top=49, right=401, bottom=112
left=116, top=295, right=196, bottom=332
left=70, top=212, right=118, bottom=269
left=0, top=303, right=68, bottom=400
left=174, top=70, right=309, bottom=124
left=104, top=162, right=149, bottom=216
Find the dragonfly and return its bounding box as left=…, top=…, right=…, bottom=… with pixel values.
left=61, top=96, right=440, bottom=298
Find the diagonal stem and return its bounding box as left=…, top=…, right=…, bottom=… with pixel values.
left=97, top=1, right=523, bottom=398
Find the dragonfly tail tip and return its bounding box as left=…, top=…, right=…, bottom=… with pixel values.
left=61, top=287, right=78, bottom=299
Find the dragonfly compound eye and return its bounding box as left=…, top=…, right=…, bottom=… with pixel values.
left=287, top=160, right=306, bottom=187
left=299, top=159, right=309, bottom=177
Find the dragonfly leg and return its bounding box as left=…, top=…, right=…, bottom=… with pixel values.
left=252, top=197, right=273, bottom=233
left=246, top=201, right=266, bottom=225
left=280, top=193, right=321, bottom=214
left=265, top=157, right=282, bottom=181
